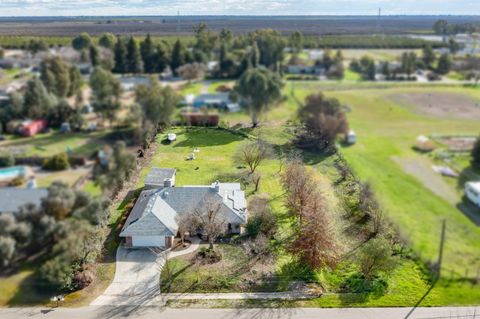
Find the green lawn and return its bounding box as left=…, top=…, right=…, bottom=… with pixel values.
left=326, top=86, right=480, bottom=276
left=0, top=130, right=115, bottom=157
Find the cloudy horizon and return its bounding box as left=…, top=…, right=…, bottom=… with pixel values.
left=0, top=0, right=480, bottom=17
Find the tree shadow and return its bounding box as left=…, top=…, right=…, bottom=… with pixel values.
left=338, top=273, right=389, bottom=306
left=7, top=271, right=51, bottom=306
left=172, top=128, right=246, bottom=148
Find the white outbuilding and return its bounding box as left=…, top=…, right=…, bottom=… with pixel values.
left=465, top=182, right=480, bottom=208
left=346, top=130, right=357, bottom=145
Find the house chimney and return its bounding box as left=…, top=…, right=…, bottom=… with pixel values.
left=214, top=180, right=220, bottom=192
left=164, top=178, right=172, bottom=188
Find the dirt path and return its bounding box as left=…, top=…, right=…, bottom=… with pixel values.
left=392, top=156, right=459, bottom=205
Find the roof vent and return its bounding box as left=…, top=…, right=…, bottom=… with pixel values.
left=164, top=178, right=172, bottom=188
left=162, top=191, right=169, bottom=198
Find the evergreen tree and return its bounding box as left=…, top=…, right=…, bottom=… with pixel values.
left=98, top=32, right=116, bottom=50
left=23, top=78, right=57, bottom=119
left=40, top=57, right=71, bottom=98
left=68, top=66, right=83, bottom=97
left=436, top=53, right=452, bottom=75
left=233, top=67, right=283, bottom=127
left=422, top=45, right=436, bottom=69
left=126, top=37, right=143, bottom=74
left=155, top=44, right=169, bottom=73
left=90, top=67, right=122, bottom=125
left=89, top=45, right=99, bottom=67
left=113, top=37, right=127, bottom=73
left=170, top=39, right=186, bottom=76
left=140, top=34, right=156, bottom=73
left=72, top=33, right=92, bottom=51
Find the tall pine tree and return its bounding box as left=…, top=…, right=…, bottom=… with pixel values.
left=140, top=34, right=156, bottom=73
left=113, top=37, right=127, bottom=73
left=170, top=39, right=185, bottom=76
left=155, top=44, right=169, bottom=73
left=126, top=37, right=143, bottom=74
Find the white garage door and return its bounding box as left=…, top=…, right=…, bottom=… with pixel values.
left=132, top=235, right=165, bottom=247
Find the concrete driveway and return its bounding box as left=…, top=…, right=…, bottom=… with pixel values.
left=91, top=247, right=167, bottom=306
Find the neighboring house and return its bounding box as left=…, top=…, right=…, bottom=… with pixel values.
left=286, top=64, right=324, bottom=75
left=144, top=167, right=176, bottom=190
left=192, top=93, right=240, bottom=112
left=119, top=75, right=151, bottom=91
left=0, top=188, right=48, bottom=215
left=120, top=171, right=248, bottom=248
left=18, top=119, right=48, bottom=137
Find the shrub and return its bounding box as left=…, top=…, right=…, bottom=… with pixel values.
left=37, top=256, right=75, bottom=291
left=341, top=272, right=388, bottom=295
left=43, top=153, right=70, bottom=171
left=197, top=247, right=222, bottom=264
left=9, top=176, right=25, bottom=187
left=0, top=153, right=15, bottom=167
left=356, top=237, right=397, bottom=279
left=215, top=85, right=231, bottom=92
left=73, top=268, right=95, bottom=289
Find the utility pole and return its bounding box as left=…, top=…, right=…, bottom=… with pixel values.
left=376, top=8, right=381, bottom=35
left=437, top=219, right=446, bottom=279
left=176, top=10, right=180, bottom=34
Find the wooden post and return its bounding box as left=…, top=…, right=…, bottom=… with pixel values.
left=437, top=219, right=446, bottom=279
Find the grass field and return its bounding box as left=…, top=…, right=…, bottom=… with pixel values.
left=0, top=130, right=114, bottom=157
left=324, top=86, right=480, bottom=275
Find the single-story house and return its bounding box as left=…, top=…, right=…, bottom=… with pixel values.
left=0, top=188, right=48, bottom=215
left=192, top=93, right=239, bottom=112
left=19, top=119, right=48, bottom=137
left=119, top=75, right=151, bottom=91
left=144, top=167, right=176, bottom=190
left=286, top=64, right=324, bottom=75
left=120, top=173, right=247, bottom=248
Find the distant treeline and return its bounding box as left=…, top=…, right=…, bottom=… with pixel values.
left=0, top=33, right=444, bottom=50
left=0, top=35, right=194, bottom=49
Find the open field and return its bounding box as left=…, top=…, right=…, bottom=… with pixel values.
left=0, top=16, right=478, bottom=37
left=389, top=92, right=480, bottom=120
left=323, top=87, right=480, bottom=276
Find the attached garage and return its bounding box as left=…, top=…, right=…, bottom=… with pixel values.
left=132, top=235, right=165, bottom=247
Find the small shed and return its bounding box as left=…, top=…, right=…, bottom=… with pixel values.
left=346, top=130, right=357, bottom=145
left=415, top=135, right=436, bottom=152
left=465, top=182, right=480, bottom=208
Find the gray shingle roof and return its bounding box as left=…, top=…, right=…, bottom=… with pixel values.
left=0, top=188, right=48, bottom=214
left=144, top=168, right=176, bottom=186
left=120, top=182, right=247, bottom=238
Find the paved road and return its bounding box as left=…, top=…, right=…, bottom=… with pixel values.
left=1, top=306, right=479, bottom=319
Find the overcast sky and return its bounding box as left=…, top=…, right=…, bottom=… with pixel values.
left=0, top=0, right=479, bottom=16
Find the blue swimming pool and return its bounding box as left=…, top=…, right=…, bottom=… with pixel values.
left=0, top=166, right=26, bottom=181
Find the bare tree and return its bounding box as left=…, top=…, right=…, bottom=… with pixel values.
left=190, top=196, right=226, bottom=250
left=233, top=139, right=272, bottom=174
left=176, top=63, right=206, bottom=82
left=175, top=213, right=197, bottom=246
left=280, top=159, right=317, bottom=220
left=289, top=190, right=337, bottom=270
left=281, top=160, right=338, bottom=270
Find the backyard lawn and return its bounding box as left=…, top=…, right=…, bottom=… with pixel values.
left=0, top=130, right=116, bottom=157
